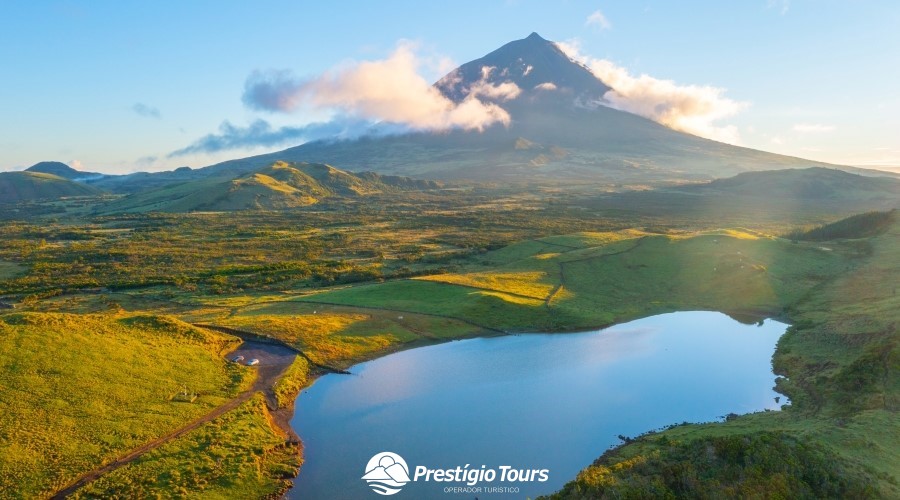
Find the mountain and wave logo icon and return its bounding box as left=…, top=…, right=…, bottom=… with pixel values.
left=361, top=452, right=411, bottom=495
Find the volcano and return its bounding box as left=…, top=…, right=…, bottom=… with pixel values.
left=201, top=33, right=840, bottom=184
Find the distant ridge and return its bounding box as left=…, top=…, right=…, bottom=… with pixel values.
left=701, top=167, right=900, bottom=200
left=582, top=167, right=900, bottom=218
left=101, top=161, right=440, bottom=213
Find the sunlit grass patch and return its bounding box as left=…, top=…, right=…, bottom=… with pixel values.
left=273, top=356, right=310, bottom=409
left=472, top=290, right=547, bottom=306
left=250, top=300, right=480, bottom=340
left=71, top=394, right=300, bottom=499
left=220, top=313, right=397, bottom=366
left=537, top=229, right=647, bottom=249
left=185, top=293, right=292, bottom=309
left=415, top=271, right=556, bottom=299
left=295, top=280, right=554, bottom=330
left=0, top=313, right=248, bottom=498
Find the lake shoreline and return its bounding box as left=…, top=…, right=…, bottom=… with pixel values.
left=281, top=311, right=790, bottom=499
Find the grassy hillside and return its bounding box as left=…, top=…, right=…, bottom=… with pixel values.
left=100, top=161, right=440, bottom=213
left=786, top=209, right=896, bottom=241
left=547, top=432, right=877, bottom=499
left=0, top=171, right=104, bottom=204
left=70, top=394, right=301, bottom=499
left=0, top=313, right=248, bottom=498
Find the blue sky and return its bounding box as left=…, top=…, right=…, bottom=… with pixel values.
left=1, top=1, right=898, bottom=173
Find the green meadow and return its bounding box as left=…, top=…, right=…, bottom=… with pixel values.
left=0, top=313, right=249, bottom=498
left=295, top=228, right=853, bottom=332
left=70, top=394, right=301, bottom=499
left=0, top=190, right=895, bottom=497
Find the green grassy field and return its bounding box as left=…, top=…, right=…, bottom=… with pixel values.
left=70, top=394, right=301, bottom=499
left=296, top=229, right=855, bottom=332
left=0, top=190, right=895, bottom=498
left=214, top=301, right=484, bottom=367
left=273, top=356, right=311, bottom=409
left=0, top=313, right=249, bottom=498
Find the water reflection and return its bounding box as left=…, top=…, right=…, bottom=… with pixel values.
left=289, top=311, right=787, bottom=499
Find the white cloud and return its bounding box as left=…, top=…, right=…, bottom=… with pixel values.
left=468, top=67, right=522, bottom=101
left=69, top=160, right=84, bottom=171
left=557, top=41, right=748, bottom=144
left=792, top=123, right=836, bottom=133
left=534, top=82, right=558, bottom=91
left=586, top=10, right=612, bottom=30
left=242, top=42, right=515, bottom=132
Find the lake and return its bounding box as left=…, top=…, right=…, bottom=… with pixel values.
left=288, top=311, right=788, bottom=499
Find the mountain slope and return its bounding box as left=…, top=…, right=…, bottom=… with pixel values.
left=101, top=161, right=439, bottom=212
left=436, top=32, right=610, bottom=103
left=0, top=171, right=105, bottom=204
left=198, top=32, right=845, bottom=184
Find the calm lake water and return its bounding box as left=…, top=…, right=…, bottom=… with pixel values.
left=288, top=311, right=788, bottom=499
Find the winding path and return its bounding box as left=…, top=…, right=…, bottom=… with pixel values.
left=51, top=337, right=298, bottom=499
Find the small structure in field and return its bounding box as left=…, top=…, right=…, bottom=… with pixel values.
left=172, top=385, right=198, bottom=403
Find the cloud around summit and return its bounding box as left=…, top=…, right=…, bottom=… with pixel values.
left=171, top=42, right=523, bottom=157
left=172, top=35, right=751, bottom=158
left=241, top=42, right=516, bottom=132
left=557, top=41, right=748, bottom=144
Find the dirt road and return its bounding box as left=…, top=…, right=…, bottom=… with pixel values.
left=52, top=337, right=298, bottom=499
